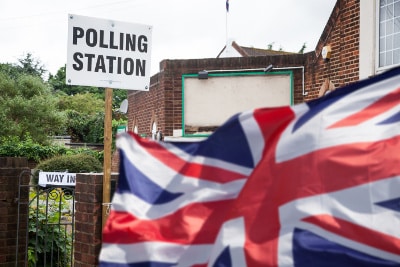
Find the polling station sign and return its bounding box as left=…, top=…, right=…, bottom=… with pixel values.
left=39, top=172, right=77, bottom=187
left=66, top=14, right=152, bottom=90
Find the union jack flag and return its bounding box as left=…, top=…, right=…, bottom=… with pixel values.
left=99, top=67, right=400, bottom=266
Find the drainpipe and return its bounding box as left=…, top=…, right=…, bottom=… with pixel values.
left=273, top=66, right=306, bottom=96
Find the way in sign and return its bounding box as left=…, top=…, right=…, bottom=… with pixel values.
left=46, top=173, right=76, bottom=184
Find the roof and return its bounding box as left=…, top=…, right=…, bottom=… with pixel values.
left=217, top=41, right=296, bottom=58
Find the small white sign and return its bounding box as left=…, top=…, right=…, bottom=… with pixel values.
left=39, top=172, right=77, bottom=187
left=66, top=14, right=152, bottom=91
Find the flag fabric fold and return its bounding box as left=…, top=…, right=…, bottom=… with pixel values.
left=100, top=67, right=400, bottom=266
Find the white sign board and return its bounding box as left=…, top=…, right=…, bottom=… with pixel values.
left=182, top=72, right=292, bottom=135
left=39, top=172, right=77, bottom=187
left=66, top=14, right=152, bottom=90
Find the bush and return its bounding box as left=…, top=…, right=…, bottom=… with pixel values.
left=0, top=136, right=103, bottom=163
left=35, top=153, right=102, bottom=173
left=0, top=136, right=64, bottom=162
left=33, top=153, right=103, bottom=184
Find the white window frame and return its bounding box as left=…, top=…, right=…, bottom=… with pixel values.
left=359, top=1, right=376, bottom=79
left=376, top=0, right=400, bottom=72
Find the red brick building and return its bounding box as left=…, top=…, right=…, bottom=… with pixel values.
left=112, top=0, right=395, bottom=169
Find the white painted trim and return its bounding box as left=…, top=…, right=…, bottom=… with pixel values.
left=359, top=0, right=377, bottom=79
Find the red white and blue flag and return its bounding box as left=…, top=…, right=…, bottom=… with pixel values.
left=99, top=67, right=400, bottom=266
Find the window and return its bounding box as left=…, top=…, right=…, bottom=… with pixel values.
left=378, top=0, right=400, bottom=69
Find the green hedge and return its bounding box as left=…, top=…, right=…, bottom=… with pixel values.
left=34, top=153, right=102, bottom=173
left=32, top=153, right=103, bottom=185
left=0, top=136, right=103, bottom=163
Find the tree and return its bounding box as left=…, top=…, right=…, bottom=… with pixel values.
left=48, top=65, right=104, bottom=96
left=48, top=65, right=128, bottom=110
left=57, top=92, right=104, bottom=115
left=267, top=42, right=275, bottom=50
left=0, top=63, right=23, bottom=80
left=0, top=66, right=66, bottom=144
left=0, top=53, right=47, bottom=81
left=298, top=43, right=307, bottom=54
left=57, top=94, right=105, bottom=143
left=17, top=53, right=47, bottom=78
left=48, top=65, right=128, bottom=143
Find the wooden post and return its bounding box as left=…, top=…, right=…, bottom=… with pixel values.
left=102, top=87, right=113, bottom=229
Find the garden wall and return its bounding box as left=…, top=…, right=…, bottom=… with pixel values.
left=0, top=157, right=118, bottom=267
left=0, top=157, right=30, bottom=267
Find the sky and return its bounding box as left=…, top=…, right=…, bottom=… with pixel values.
left=0, top=0, right=337, bottom=77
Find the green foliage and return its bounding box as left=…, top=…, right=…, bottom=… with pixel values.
left=47, top=65, right=67, bottom=91
left=298, top=42, right=307, bottom=54
left=65, top=110, right=105, bottom=143
left=17, top=52, right=47, bottom=79
left=0, top=53, right=46, bottom=80
left=112, top=118, right=128, bottom=149
left=0, top=66, right=66, bottom=144
left=87, top=112, right=106, bottom=143
left=1, top=56, right=128, bottom=146
left=48, top=65, right=128, bottom=109
left=112, top=118, right=127, bottom=131
left=64, top=110, right=88, bottom=142
left=111, top=89, right=129, bottom=110
left=0, top=136, right=65, bottom=162
left=48, top=65, right=104, bottom=96
left=0, top=135, right=103, bottom=163
left=32, top=153, right=102, bottom=185
left=0, top=63, right=23, bottom=84
left=57, top=93, right=105, bottom=143
left=28, top=189, right=72, bottom=267
left=35, top=153, right=102, bottom=174
left=57, top=93, right=104, bottom=115
left=49, top=65, right=128, bottom=144
left=63, top=108, right=127, bottom=144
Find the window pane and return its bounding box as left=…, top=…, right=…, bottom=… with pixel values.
left=395, top=1, right=400, bottom=16
left=393, top=49, right=400, bottom=64
left=380, top=52, right=386, bottom=67
left=386, top=51, right=393, bottom=65
left=387, top=20, right=394, bottom=35
left=380, top=37, right=386, bottom=52
left=395, top=17, right=400, bottom=32
left=387, top=5, right=394, bottom=20
left=394, top=33, right=400, bottom=48
left=381, top=5, right=387, bottom=21
left=379, top=0, right=400, bottom=68
left=387, top=35, right=393, bottom=50
left=381, top=21, right=386, bottom=37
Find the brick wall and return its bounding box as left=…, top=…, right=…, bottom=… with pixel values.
left=124, top=2, right=361, bottom=139
left=74, top=173, right=118, bottom=267
left=0, top=157, right=30, bottom=267
left=112, top=0, right=361, bottom=175
left=305, top=0, right=360, bottom=100
left=127, top=55, right=308, bottom=139
left=0, top=160, right=119, bottom=267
